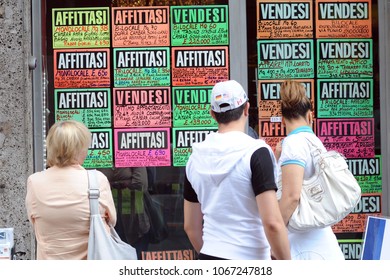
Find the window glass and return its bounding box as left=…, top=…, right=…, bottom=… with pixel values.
left=43, top=0, right=228, bottom=260
left=248, top=0, right=381, bottom=260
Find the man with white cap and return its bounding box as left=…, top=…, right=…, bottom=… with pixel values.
left=183, top=80, right=291, bottom=260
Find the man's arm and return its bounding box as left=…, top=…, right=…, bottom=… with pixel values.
left=250, top=148, right=291, bottom=260
left=256, top=190, right=291, bottom=260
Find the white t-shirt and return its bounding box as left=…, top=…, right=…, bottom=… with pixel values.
left=185, top=131, right=278, bottom=259
left=278, top=126, right=345, bottom=260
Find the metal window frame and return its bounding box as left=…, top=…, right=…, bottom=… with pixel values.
left=229, top=0, right=250, bottom=133
left=31, top=0, right=46, bottom=172
left=379, top=0, right=389, bottom=216
left=229, top=0, right=248, bottom=88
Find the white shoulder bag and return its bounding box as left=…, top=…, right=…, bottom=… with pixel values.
left=87, top=169, right=137, bottom=260
left=278, top=137, right=362, bottom=232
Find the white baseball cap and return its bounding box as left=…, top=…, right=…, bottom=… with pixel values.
left=211, top=80, right=248, bottom=113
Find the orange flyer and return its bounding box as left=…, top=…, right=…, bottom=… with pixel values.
left=257, top=0, right=313, bottom=39
left=54, top=49, right=110, bottom=88
left=112, top=7, right=170, bottom=47
left=316, top=0, right=372, bottom=38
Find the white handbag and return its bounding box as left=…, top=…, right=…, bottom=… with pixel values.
left=278, top=137, right=361, bottom=232
left=87, top=169, right=137, bottom=260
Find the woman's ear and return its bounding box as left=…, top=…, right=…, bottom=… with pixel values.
left=306, top=110, right=313, bottom=124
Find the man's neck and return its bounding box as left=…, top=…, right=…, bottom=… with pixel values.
left=218, top=119, right=246, bottom=134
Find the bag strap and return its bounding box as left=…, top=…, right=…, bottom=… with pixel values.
left=87, top=169, right=100, bottom=216
left=302, top=135, right=324, bottom=159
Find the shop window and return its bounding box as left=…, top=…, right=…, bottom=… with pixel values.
left=248, top=0, right=381, bottom=260
left=42, top=0, right=229, bottom=260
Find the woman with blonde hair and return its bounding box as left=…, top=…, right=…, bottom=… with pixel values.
left=276, top=80, right=344, bottom=260
left=26, top=120, right=116, bottom=259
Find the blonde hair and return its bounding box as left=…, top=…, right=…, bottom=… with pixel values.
left=46, top=120, right=91, bottom=167
left=280, top=80, right=312, bottom=120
